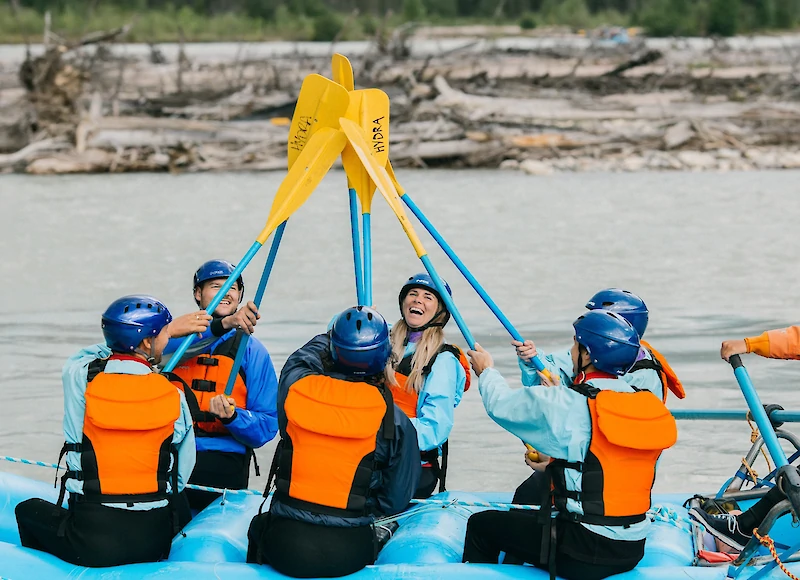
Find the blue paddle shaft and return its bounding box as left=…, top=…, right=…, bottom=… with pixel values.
left=363, top=212, right=372, bottom=307
left=401, top=193, right=547, bottom=372
left=729, top=355, right=789, bottom=468
left=223, top=221, right=287, bottom=396
left=348, top=188, right=365, bottom=305
left=671, top=409, right=800, bottom=422
left=162, top=241, right=263, bottom=374
left=419, top=255, right=474, bottom=349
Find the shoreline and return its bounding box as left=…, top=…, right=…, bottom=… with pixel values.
left=2, top=33, right=800, bottom=175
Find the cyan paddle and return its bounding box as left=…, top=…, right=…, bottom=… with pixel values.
left=162, top=127, right=348, bottom=374
left=728, top=355, right=789, bottom=468
left=222, top=222, right=286, bottom=396
left=384, top=161, right=553, bottom=377
left=219, top=75, right=349, bottom=396
left=339, top=117, right=475, bottom=348
left=332, top=54, right=365, bottom=304
left=728, top=355, right=800, bottom=517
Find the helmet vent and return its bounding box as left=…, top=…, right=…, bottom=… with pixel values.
left=602, top=301, right=614, bottom=306
left=356, top=319, right=362, bottom=331
left=136, top=302, right=142, bottom=308
left=346, top=312, right=352, bottom=321
left=123, top=306, right=129, bottom=313
left=367, top=312, right=373, bottom=320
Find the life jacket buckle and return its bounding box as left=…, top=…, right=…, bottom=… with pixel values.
left=191, top=379, right=217, bottom=392
left=197, top=357, right=219, bottom=367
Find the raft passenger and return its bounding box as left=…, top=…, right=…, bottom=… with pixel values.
left=689, top=323, right=800, bottom=550
left=513, top=288, right=683, bottom=505
left=247, top=306, right=420, bottom=578
left=389, top=273, right=469, bottom=498
left=463, top=310, right=677, bottom=580
left=15, top=296, right=206, bottom=566
left=166, top=259, right=279, bottom=510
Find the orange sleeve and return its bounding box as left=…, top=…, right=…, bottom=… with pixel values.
left=744, top=332, right=771, bottom=357
left=766, top=326, right=800, bottom=360
left=746, top=327, right=800, bottom=360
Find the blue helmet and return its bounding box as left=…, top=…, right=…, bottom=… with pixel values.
left=193, top=259, right=244, bottom=297
left=573, top=309, right=640, bottom=376
left=398, top=273, right=452, bottom=328
left=101, top=295, right=173, bottom=353
left=585, top=288, right=648, bottom=338
left=330, top=306, right=391, bottom=376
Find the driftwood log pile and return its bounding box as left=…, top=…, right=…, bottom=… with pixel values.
left=2, top=30, right=800, bottom=174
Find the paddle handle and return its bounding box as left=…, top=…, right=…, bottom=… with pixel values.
left=362, top=212, right=372, bottom=306
left=223, top=221, right=287, bottom=397
left=400, top=192, right=550, bottom=375
left=348, top=189, right=365, bottom=305
left=729, top=355, right=789, bottom=468
left=163, top=242, right=263, bottom=373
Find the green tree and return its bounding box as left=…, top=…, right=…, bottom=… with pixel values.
left=312, top=10, right=343, bottom=40
left=707, top=0, right=739, bottom=35
left=775, top=0, right=798, bottom=28
left=403, top=0, right=425, bottom=20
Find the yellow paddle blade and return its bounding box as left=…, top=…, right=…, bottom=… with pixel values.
left=384, top=159, right=405, bottom=196
left=331, top=53, right=354, bottom=92
left=259, top=127, right=347, bottom=243
left=339, top=118, right=426, bottom=258
left=341, top=88, right=390, bottom=213
left=288, top=74, right=349, bottom=169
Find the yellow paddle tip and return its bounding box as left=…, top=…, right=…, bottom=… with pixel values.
left=271, top=117, right=290, bottom=126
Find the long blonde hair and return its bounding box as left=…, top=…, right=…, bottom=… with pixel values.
left=389, top=317, right=446, bottom=394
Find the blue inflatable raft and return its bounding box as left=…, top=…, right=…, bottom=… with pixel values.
left=0, top=470, right=798, bottom=579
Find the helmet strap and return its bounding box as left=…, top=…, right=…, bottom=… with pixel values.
left=576, top=345, right=593, bottom=376
left=404, top=309, right=449, bottom=332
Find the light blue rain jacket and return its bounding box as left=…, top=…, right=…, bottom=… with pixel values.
left=402, top=340, right=467, bottom=453
left=519, top=347, right=664, bottom=400
left=480, top=362, right=651, bottom=542
left=62, top=344, right=196, bottom=510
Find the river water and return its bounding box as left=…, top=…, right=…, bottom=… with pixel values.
left=1, top=168, right=798, bottom=497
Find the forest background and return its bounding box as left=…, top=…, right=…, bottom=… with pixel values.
left=2, top=0, right=799, bottom=44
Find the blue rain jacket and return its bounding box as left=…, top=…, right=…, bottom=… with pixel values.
left=270, top=334, right=420, bottom=527
left=62, top=344, right=196, bottom=510
left=480, top=362, right=650, bottom=542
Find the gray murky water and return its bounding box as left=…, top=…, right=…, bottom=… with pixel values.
left=1, top=168, right=798, bottom=496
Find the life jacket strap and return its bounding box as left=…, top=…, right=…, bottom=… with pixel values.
left=197, top=356, right=219, bottom=367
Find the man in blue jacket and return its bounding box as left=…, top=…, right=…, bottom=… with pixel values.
left=167, top=259, right=279, bottom=509
left=247, top=306, right=420, bottom=578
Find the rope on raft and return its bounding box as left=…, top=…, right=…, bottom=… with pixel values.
left=0, top=454, right=544, bottom=509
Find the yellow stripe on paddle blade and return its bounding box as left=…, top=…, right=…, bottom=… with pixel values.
left=331, top=53, right=354, bottom=92
left=339, top=117, right=426, bottom=258
left=341, top=88, right=390, bottom=213
left=287, top=74, right=349, bottom=169
left=259, top=127, right=347, bottom=243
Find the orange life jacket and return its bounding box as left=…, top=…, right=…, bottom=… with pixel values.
left=58, top=358, right=180, bottom=504
left=630, top=339, right=686, bottom=402
left=391, top=343, right=468, bottom=493
left=391, top=343, right=471, bottom=418
left=271, top=374, right=394, bottom=517
left=549, top=384, right=677, bottom=525
left=169, top=332, right=248, bottom=435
